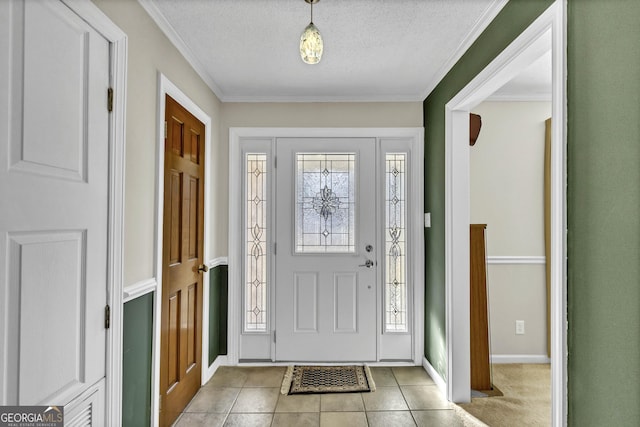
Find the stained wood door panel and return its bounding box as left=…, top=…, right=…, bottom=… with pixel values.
left=189, top=130, right=201, bottom=165
left=169, top=171, right=183, bottom=265
left=188, top=177, right=200, bottom=259
left=160, top=95, right=205, bottom=427
left=167, top=292, right=180, bottom=389
left=170, top=117, right=184, bottom=156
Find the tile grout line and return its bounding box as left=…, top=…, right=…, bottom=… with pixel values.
left=180, top=366, right=462, bottom=426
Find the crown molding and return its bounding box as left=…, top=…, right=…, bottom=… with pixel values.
left=419, top=0, right=510, bottom=100
left=221, top=94, right=425, bottom=103
left=137, top=0, right=225, bottom=100
left=139, top=0, right=508, bottom=103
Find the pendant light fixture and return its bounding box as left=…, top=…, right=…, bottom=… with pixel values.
left=300, top=0, right=323, bottom=64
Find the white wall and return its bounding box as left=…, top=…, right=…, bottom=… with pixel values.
left=470, top=101, right=551, bottom=359
left=92, top=0, right=223, bottom=285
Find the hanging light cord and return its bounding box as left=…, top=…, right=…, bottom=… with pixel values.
left=310, top=1, right=314, bottom=24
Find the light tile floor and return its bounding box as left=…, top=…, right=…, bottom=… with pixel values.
left=174, top=366, right=468, bottom=427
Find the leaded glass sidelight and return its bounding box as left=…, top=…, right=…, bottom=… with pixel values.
left=385, top=153, right=407, bottom=332
left=295, top=153, right=356, bottom=253
left=245, top=154, right=267, bottom=331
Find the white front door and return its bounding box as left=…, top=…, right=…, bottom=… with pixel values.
left=0, top=0, right=110, bottom=422
left=275, top=138, right=377, bottom=361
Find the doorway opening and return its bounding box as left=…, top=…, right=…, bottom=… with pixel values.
left=443, top=2, right=566, bottom=426
left=152, top=74, right=213, bottom=427
left=228, top=128, right=424, bottom=365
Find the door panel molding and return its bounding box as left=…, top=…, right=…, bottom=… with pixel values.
left=333, top=273, right=358, bottom=333
left=229, top=128, right=424, bottom=365
left=293, top=273, right=319, bottom=333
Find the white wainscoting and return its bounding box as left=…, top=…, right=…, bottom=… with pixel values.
left=208, top=256, right=228, bottom=269
left=123, top=278, right=157, bottom=303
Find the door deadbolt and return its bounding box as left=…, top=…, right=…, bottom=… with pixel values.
left=365, top=244, right=373, bottom=252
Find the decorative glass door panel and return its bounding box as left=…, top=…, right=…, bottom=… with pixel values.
left=385, top=154, right=407, bottom=332
left=296, top=153, right=356, bottom=253
left=245, top=154, right=267, bottom=332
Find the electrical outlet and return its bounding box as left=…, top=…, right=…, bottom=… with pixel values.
left=515, top=320, right=525, bottom=335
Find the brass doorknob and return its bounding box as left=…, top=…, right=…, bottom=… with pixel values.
left=198, top=264, right=209, bottom=273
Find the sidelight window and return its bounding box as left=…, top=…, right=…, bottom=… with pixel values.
left=245, top=153, right=268, bottom=331
left=384, top=153, right=407, bottom=332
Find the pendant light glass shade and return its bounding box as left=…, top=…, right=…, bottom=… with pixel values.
left=300, top=22, right=323, bottom=64
left=300, top=0, right=323, bottom=64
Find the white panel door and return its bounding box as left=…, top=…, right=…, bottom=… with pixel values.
left=0, top=0, right=110, bottom=419
left=275, top=138, right=377, bottom=361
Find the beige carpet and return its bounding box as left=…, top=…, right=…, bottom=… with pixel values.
left=457, top=364, right=551, bottom=427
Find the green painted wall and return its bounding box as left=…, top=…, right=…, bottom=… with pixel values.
left=567, top=0, right=640, bottom=425
left=209, top=264, right=229, bottom=366
left=121, top=266, right=228, bottom=425
left=424, top=0, right=640, bottom=423
left=422, top=0, right=553, bottom=381
left=122, top=293, right=154, bottom=427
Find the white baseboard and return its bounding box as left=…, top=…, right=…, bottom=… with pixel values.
left=423, top=356, right=447, bottom=397
left=203, top=355, right=228, bottom=385
left=491, top=354, right=551, bottom=364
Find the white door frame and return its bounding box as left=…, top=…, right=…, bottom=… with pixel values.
left=443, top=1, right=566, bottom=425
left=55, top=1, right=128, bottom=425
left=229, top=128, right=424, bottom=365
left=151, top=74, right=213, bottom=427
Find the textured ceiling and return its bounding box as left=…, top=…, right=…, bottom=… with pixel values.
left=145, top=0, right=509, bottom=101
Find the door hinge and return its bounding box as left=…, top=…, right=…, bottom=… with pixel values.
left=105, top=305, right=111, bottom=329
left=159, top=394, right=163, bottom=412
left=273, top=242, right=277, bottom=255
left=107, top=87, right=113, bottom=112
left=274, top=156, right=277, bottom=168
left=273, top=330, right=276, bottom=343
left=164, top=121, right=167, bottom=139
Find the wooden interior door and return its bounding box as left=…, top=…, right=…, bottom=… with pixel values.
left=160, top=95, right=205, bottom=427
